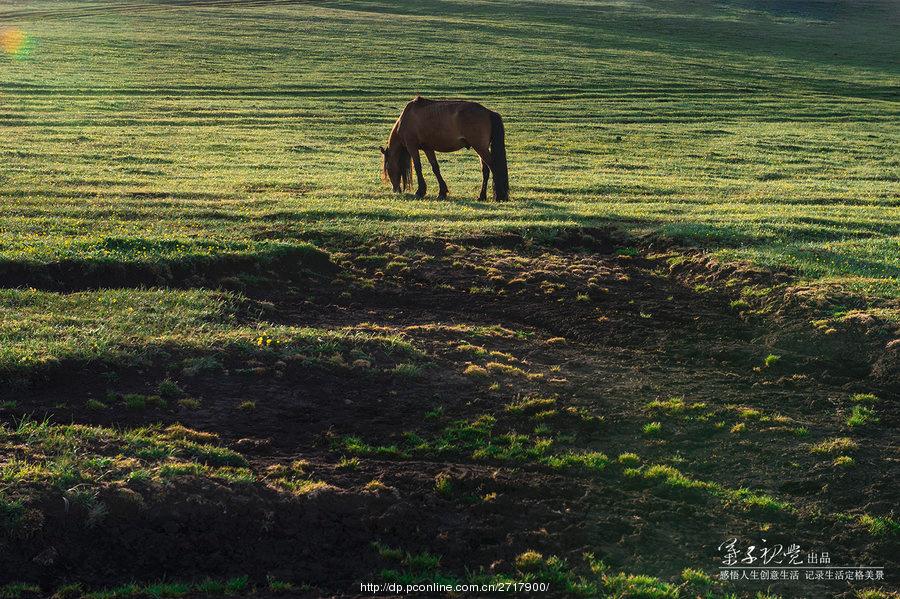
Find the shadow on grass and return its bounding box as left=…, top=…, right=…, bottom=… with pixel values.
left=0, top=240, right=334, bottom=291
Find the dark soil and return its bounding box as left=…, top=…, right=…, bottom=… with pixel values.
left=1, top=232, right=897, bottom=598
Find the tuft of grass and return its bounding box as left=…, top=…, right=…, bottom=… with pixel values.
left=424, top=405, right=444, bottom=419
left=542, top=451, right=608, bottom=472
left=505, top=396, right=556, bottom=414
left=810, top=437, right=858, bottom=454
left=146, top=395, right=166, bottom=408
left=681, top=568, right=713, bottom=587
left=372, top=541, right=405, bottom=561
left=463, top=364, right=488, bottom=378
left=730, top=488, right=789, bottom=512
left=85, top=399, right=107, bottom=410
left=341, top=436, right=407, bottom=459
left=851, top=393, right=878, bottom=404
left=0, top=418, right=249, bottom=498
left=833, top=455, right=855, bottom=467
left=847, top=405, right=879, bottom=428
left=51, top=583, right=83, bottom=599
left=273, top=478, right=329, bottom=496
left=763, top=354, right=780, bottom=368
left=738, top=407, right=762, bottom=420
left=69, top=576, right=251, bottom=599
left=729, top=299, right=750, bottom=310
left=645, top=397, right=706, bottom=414
left=238, top=401, right=256, bottom=412
left=456, top=344, right=487, bottom=356
left=157, top=379, right=184, bottom=400
left=162, top=424, right=218, bottom=444
left=633, top=462, right=790, bottom=513
left=856, top=590, right=900, bottom=599
left=392, top=363, right=422, bottom=378
left=177, top=398, right=201, bottom=410
left=485, top=361, right=527, bottom=377
left=266, top=578, right=295, bottom=592
left=364, top=479, right=390, bottom=493
left=181, top=356, right=223, bottom=377
left=377, top=546, right=449, bottom=587
left=336, top=456, right=360, bottom=470
left=405, top=551, right=441, bottom=572
left=0, top=583, right=41, bottom=599
left=858, top=515, right=900, bottom=537
left=617, top=452, right=641, bottom=466
left=434, top=472, right=453, bottom=495
left=645, top=397, right=686, bottom=413
left=123, top=394, right=147, bottom=410
left=143, top=582, right=190, bottom=597
left=514, top=550, right=545, bottom=572
left=642, top=465, right=707, bottom=490
left=642, top=422, right=662, bottom=436
left=602, top=572, right=677, bottom=598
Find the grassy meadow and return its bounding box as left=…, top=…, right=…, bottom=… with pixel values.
left=1, top=1, right=899, bottom=597
left=0, top=0, right=898, bottom=294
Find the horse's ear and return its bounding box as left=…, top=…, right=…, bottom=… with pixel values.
left=379, top=146, right=386, bottom=155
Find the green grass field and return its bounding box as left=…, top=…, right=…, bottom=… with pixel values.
left=1, top=0, right=898, bottom=295
left=1, top=1, right=899, bottom=597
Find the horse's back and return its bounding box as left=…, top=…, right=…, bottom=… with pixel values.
left=403, top=98, right=492, bottom=149
left=406, top=97, right=487, bottom=118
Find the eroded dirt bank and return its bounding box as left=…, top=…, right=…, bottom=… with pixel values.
left=1, top=232, right=897, bottom=598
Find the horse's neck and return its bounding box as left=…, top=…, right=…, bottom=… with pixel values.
left=388, top=121, right=404, bottom=148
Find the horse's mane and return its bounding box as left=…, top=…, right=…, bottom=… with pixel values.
left=381, top=125, right=412, bottom=191
left=395, top=145, right=412, bottom=191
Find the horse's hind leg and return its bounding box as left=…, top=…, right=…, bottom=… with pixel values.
left=474, top=145, right=491, bottom=201
left=424, top=149, right=448, bottom=199
left=478, top=159, right=490, bottom=202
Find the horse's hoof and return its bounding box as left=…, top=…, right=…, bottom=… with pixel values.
left=415, top=189, right=426, bottom=198
left=477, top=195, right=487, bottom=202
left=438, top=193, right=448, bottom=200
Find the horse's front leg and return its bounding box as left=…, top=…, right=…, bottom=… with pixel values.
left=411, top=149, right=426, bottom=198
left=424, top=149, right=448, bottom=199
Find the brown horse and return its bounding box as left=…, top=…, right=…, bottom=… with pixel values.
left=381, top=97, right=508, bottom=201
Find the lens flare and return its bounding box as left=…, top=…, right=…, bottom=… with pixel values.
left=1, top=28, right=33, bottom=59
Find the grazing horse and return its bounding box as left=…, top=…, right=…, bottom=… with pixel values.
left=381, top=97, right=509, bottom=201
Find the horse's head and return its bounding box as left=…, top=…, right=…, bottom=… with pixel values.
left=381, top=145, right=411, bottom=193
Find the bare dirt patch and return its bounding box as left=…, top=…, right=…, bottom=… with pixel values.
left=1, top=233, right=896, bottom=597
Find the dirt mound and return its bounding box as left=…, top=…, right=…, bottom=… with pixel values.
left=665, top=250, right=899, bottom=391
left=3, top=481, right=381, bottom=587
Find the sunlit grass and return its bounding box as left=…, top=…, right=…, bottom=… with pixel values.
left=0, top=288, right=421, bottom=376
left=0, top=0, right=896, bottom=299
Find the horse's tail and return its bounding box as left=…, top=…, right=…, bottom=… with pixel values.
left=489, top=111, right=509, bottom=201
